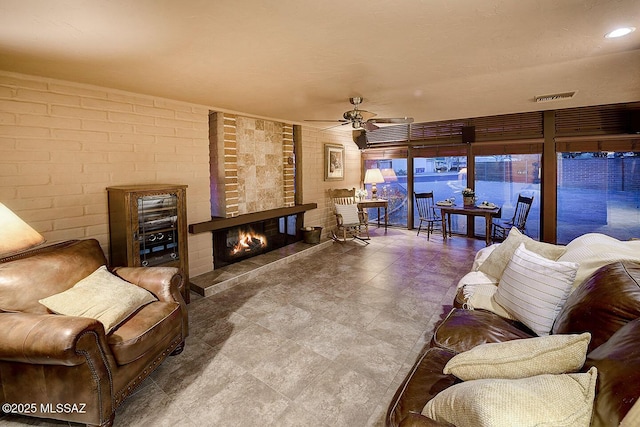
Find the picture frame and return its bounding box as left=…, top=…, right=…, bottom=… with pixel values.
left=324, top=143, right=345, bottom=181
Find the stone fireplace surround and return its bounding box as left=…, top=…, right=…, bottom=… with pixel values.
left=188, top=112, right=318, bottom=283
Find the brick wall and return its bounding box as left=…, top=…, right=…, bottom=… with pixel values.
left=0, top=71, right=213, bottom=277
left=0, top=71, right=361, bottom=277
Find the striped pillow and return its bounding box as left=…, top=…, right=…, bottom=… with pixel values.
left=493, top=243, right=578, bottom=336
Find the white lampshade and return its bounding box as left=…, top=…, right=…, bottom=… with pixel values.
left=0, top=203, right=46, bottom=257
left=381, top=168, right=398, bottom=182
left=364, top=168, right=384, bottom=184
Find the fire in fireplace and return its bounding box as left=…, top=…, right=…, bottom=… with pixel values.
left=229, top=226, right=267, bottom=256
left=212, top=214, right=302, bottom=269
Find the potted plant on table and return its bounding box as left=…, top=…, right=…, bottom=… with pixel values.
left=462, top=188, right=476, bottom=206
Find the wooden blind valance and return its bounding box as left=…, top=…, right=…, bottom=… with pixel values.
left=555, top=134, right=640, bottom=152
left=471, top=139, right=544, bottom=156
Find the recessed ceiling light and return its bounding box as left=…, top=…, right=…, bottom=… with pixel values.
left=605, top=26, right=636, bottom=38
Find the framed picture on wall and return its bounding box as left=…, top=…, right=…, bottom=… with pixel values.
left=324, top=143, right=345, bottom=181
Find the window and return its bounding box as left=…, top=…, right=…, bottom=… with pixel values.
left=364, top=159, right=408, bottom=227
left=474, top=154, right=541, bottom=240
left=556, top=151, right=640, bottom=243
left=413, top=156, right=467, bottom=234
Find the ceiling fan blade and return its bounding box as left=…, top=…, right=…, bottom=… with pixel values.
left=363, top=122, right=380, bottom=131
left=304, top=119, right=349, bottom=123
left=322, top=122, right=351, bottom=131
left=367, top=117, right=414, bottom=124
left=359, top=110, right=377, bottom=121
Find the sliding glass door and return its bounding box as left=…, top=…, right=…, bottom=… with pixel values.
left=474, top=154, right=541, bottom=240
left=364, top=159, right=408, bottom=227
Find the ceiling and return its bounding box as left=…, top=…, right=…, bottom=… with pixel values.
left=0, top=0, right=639, bottom=129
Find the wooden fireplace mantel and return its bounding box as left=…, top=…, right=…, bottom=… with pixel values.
left=188, top=203, right=318, bottom=234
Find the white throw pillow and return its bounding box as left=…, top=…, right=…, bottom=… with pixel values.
left=493, top=243, right=578, bottom=336
left=443, top=332, right=591, bottom=380
left=39, top=265, right=157, bottom=333
left=422, top=367, right=597, bottom=427
left=479, top=228, right=566, bottom=280
left=335, top=203, right=361, bottom=225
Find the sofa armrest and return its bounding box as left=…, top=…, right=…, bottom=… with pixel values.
left=386, top=348, right=459, bottom=427
left=398, top=413, right=454, bottom=427
left=112, top=266, right=183, bottom=303
left=0, top=312, right=106, bottom=366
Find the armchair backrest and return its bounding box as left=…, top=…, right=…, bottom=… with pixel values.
left=0, top=239, right=107, bottom=314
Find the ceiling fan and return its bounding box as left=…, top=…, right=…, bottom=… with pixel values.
left=305, top=97, right=414, bottom=131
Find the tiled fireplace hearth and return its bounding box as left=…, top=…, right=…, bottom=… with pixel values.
left=189, top=203, right=319, bottom=296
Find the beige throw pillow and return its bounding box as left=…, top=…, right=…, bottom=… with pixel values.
left=39, top=265, right=157, bottom=333
left=422, top=367, right=598, bottom=427
left=335, top=203, right=361, bottom=225
left=493, top=243, right=578, bottom=336
left=479, top=227, right=566, bottom=280
left=443, top=332, right=591, bottom=381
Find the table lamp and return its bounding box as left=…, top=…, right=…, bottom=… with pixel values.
left=381, top=168, right=398, bottom=182
left=364, top=168, right=385, bottom=199
left=0, top=203, right=46, bottom=257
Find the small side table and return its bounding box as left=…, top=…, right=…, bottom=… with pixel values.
left=357, top=199, right=389, bottom=232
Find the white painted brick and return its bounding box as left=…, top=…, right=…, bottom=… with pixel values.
left=82, top=97, right=134, bottom=112
left=16, top=88, right=81, bottom=106
left=0, top=100, right=48, bottom=114
left=52, top=129, right=109, bottom=142
left=82, top=119, right=134, bottom=133
left=48, top=84, right=107, bottom=100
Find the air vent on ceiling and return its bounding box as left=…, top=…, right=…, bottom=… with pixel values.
left=534, top=91, right=576, bottom=103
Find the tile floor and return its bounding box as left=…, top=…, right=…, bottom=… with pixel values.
left=0, top=228, right=485, bottom=427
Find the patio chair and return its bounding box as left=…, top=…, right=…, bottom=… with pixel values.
left=492, top=194, right=534, bottom=242
left=415, top=192, right=441, bottom=241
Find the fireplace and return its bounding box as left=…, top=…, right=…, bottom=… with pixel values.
left=189, top=203, right=318, bottom=269
left=211, top=214, right=301, bottom=269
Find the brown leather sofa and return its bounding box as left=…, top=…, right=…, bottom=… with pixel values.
left=386, top=260, right=640, bottom=427
left=0, top=239, right=189, bottom=427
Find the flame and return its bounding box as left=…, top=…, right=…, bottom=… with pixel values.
left=230, top=228, right=266, bottom=255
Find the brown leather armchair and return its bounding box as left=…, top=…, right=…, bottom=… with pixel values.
left=0, top=239, right=189, bottom=427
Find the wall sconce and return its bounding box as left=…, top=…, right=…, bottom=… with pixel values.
left=0, top=203, right=46, bottom=257
left=364, top=168, right=385, bottom=199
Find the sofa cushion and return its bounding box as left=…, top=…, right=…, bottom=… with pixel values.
left=478, top=228, right=566, bottom=280
left=493, top=243, right=578, bottom=336
left=432, top=308, right=534, bottom=353
left=584, top=317, right=640, bottom=427
left=39, top=265, right=157, bottom=334
left=108, top=300, right=182, bottom=365
left=422, top=367, right=597, bottom=427
left=557, top=233, right=640, bottom=289
left=552, top=261, right=640, bottom=351
left=0, top=239, right=106, bottom=314
left=443, top=332, right=590, bottom=381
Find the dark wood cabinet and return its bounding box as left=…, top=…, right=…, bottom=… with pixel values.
left=107, top=184, right=190, bottom=303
